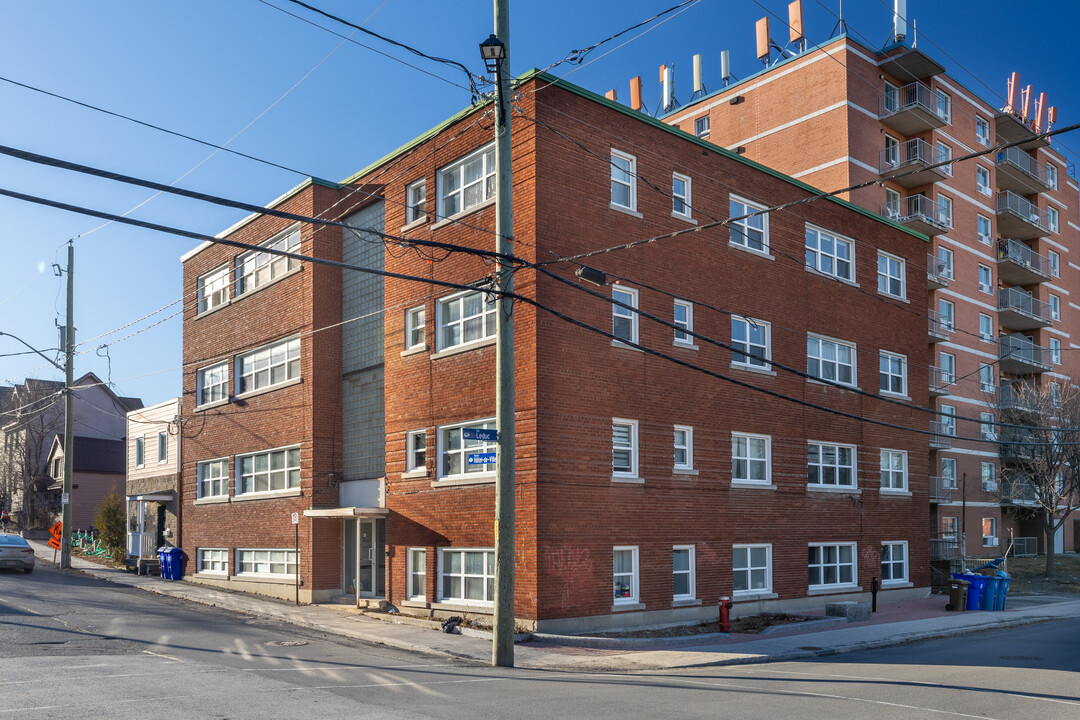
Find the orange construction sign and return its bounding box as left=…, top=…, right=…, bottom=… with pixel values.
left=48, top=536, right=62, bottom=550
left=50, top=521, right=62, bottom=540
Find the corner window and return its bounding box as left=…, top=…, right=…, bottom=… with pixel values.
left=438, top=419, right=496, bottom=479
left=672, top=173, right=692, bottom=219
left=1047, top=163, right=1058, bottom=190
left=941, top=458, right=957, bottom=490
left=1050, top=294, right=1061, bottom=321
left=981, top=461, right=996, bottom=490
left=976, top=165, right=991, bottom=195
left=879, top=351, right=906, bottom=396
left=612, top=286, right=639, bottom=345
left=729, top=196, right=768, bottom=253
left=807, top=335, right=856, bottom=386
left=981, top=413, right=997, bottom=441
left=437, top=290, right=496, bottom=351
left=237, top=446, right=301, bottom=494
left=940, top=405, right=957, bottom=436
left=197, top=548, right=228, bottom=574
left=196, top=264, right=230, bottom=314
left=135, top=437, right=145, bottom=468
left=236, top=226, right=301, bottom=296
left=673, top=545, right=696, bottom=600
left=694, top=115, right=710, bottom=138
left=883, top=134, right=899, bottom=167
left=978, top=264, right=993, bottom=294
left=610, top=150, right=637, bottom=211
left=977, top=215, right=992, bottom=244
left=734, top=544, right=772, bottom=595
left=406, top=430, right=427, bottom=474
left=881, top=542, right=908, bottom=584
left=197, top=361, right=229, bottom=406
left=809, top=543, right=857, bottom=589
left=613, top=546, right=639, bottom=604
left=805, top=226, right=854, bottom=281
left=1048, top=207, right=1059, bottom=233
left=197, top=458, right=229, bottom=499
left=440, top=548, right=495, bottom=604
left=937, top=246, right=954, bottom=279
left=731, top=316, right=770, bottom=369
left=406, top=178, right=427, bottom=224
left=438, top=144, right=495, bottom=219
left=979, top=363, right=995, bottom=393
left=237, top=549, right=297, bottom=578
left=939, top=352, right=956, bottom=385
left=938, top=299, right=955, bottom=331
left=936, top=89, right=952, bottom=123
left=937, top=141, right=953, bottom=176
left=880, top=449, right=907, bottom=491
left=937, top=194, right=953, bottom=228
left=975, top=115, right=990, bottom=146
left=877, top=252, right=905, bottom=298
left=237, top=337, right=301, bottom=395
left=157, top=431, right=168, bottom=464
left=408, top=548, right=427, bottom=601
left=732, top=433, right=770, bottom=485
left=405, top=306, right=426, bottom=350
left=808, top=442, right=856, bottom=488
left=612, top=419, right=639, bottom=478
left=1048, top=250, right=1060, bottom=277
left=673, top=425, right=693, bottom=471
left=1050, top=338, right=1062, bottom=364
left=673, top=300, right=693, bottom=345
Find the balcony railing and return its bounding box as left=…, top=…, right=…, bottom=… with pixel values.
left=880, top=138, right=949, bottom=187
left=879, top=81, right=948, bottom=135
left=929, top=365, right=953, bottom=396
left=998, top=334, right=1051, bottom=374
left=996, top=238, right=1052, bottom=285
left=927, top=253, right=950, bottom=288
left=929, top=475, right=955, bottom=502
left=930, top=533, right=961, bottom=561
left=126, top=531, right=157, bottom=559
left=881, top=194, right=950, bottom=235
left=928, top=309, right=951, bottom=342
left=930, top=420, right=953, bottom=448
left=997, top=287, right=1053, bottom=330
left=998, top=382, right=1038, bottom=413
left=1002, top=479, right=1039, bottom=504
left=1008, top=537, right=1039, bottom=557
left=997, top=191, right=1048, bottom=240
left=995, top=146, right=1050, bottom=195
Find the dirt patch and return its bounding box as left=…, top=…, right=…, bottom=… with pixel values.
left=585, top=613, right=812, bottom=639
left=1001, top=554, right=1080, bottom=595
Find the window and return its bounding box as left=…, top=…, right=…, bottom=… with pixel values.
left=672, top=173, right=692, bottom=218
left=732, top=433, right=770, bottom=485
left=439, top=419, right=496, bottom=479
left=438, top=290, right=496, bottom=351
left=981, top=413, right=996, bottom=441
left=939, top=299, right=955, bottom=331
left=439, top=144, right=495, bottom=218
left=406, top=430, right=427, bottom=474
left=1048, top=250, right=1060, bottom=277
left=877, top=252, right=905, bottom=298
left=883, top=134, right=900, bottom=167
left=1048, top=206, right=1059, bottom=233
left=135, top=437, right=144, bottom=468
left=406, top=178, right=427, bottom=224
left=885, top=187, right=901, bottom=218
left=808, top=543, right=856, bottom=589
left=883, top=80, right=898, bottom=112
left=977, top=214, right=992, bottom=244
left=1052, top=382, right=1062, bottom=408
left=673, top=300, right=693, bottom=345
left=880, top=449, right=907, bottom=491
left=694, top=115, right=710, bottom=138
left=978, top=265, right=993, bottom=294
left=197, top=458, right=228, bottom=499
left=197, top=264, right=230, bottom=314
left=940, top=352, right=956, bottom=385
left=941, top=405, right=957, bottom=436
left=157, top=431, right=168, bottom=464
left=979, top=363, right=995, bottom=393
left=408, top=548, right=426, bottom=601
left=975, top=115, right=990, bottom=146
left=807, top=335, right=856, bottom=385
left=610, top=149, right=636, bottom=211
left=405, top=306, right=426, bottom=350
left=941, top=458, right=957, bottom=490
left=441, top=548, right=495, bottom=604
left=673, top=425, right=693, bottom=471
left=733, top=544, right=771, bottom=595
left=881, top=542, right=908, bottom=584
left=237, top=337, right=300, bottom=395
left=805, top=226, right=854, bottom=281
left=196, top=361, right=229, bottom=406
left=937, top=246, right=954, bottom=280
left=938, top=194, right=953, bottom=227
left=729, top=196, right=768, bottom=252
left=1050, top=294, right=1061, bottom=321
left=731, top=316, right=770, bottom=369
left=941, top=516, right=958, bottom=539
left=808, top=442, right=856, bottom=488
left=976, top=165, right=990, bottom=194
left=982, top=517, right=998, bottom=547
left=879, top=351, right=906, bottom=396
left=1050, top=337, right=1062, bottom=364
left=936, top=89, right=951, bottom=123
left=236, top=226, right=301, bottom=295
left=238, top=549, right=297, bottom=577
left=938, top=142, right=953, bottom=176
left=612, top=286, right=639, bottom=345
left=197, top=549, right=228, bottom=574
left=1047, top=163, right=1058, bottom=190
left=612, top=419, right=639, bottom=478
left=613, top=547, right=639, bottom=604
left=673, top=546, right=695, bottom=600
left=237, top=446, right=301, bottom=494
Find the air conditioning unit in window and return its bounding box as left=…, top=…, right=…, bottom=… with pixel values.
left=983, top=536, right=998, bottom=547
left=982, top=481, right=997, bottom=492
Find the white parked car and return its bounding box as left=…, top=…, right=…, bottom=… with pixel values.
left=0, top=534, right=35, bottom=573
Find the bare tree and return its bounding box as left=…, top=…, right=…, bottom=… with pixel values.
left=996, top=380, right=1080, bottom=577
left=0, top=380, right=64, bottom=529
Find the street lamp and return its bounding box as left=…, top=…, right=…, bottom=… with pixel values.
left=479, top=34, right=506, bottom=74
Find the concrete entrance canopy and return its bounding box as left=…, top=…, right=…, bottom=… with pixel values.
left=304, top=507, right=389, bottom=518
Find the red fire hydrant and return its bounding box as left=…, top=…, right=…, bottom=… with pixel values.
left=719, top=596, right=732, bottom=633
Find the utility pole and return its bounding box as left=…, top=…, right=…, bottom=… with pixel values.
left=60, top=240, right=74, bottom=569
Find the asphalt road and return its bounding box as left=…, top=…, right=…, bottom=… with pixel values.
left=2, top=565, right=1078, bottom=719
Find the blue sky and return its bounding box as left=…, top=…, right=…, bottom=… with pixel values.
left=2, top=0, right=1078, bottom=406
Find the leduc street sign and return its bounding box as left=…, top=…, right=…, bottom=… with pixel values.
left=467, top=452, right=497, bottom=465
left=462, top=428, right=498, bottom=442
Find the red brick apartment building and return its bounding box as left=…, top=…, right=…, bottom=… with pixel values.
left=180, top=71, right=932, bottom=632
left=665, top=31, right=1079, bottom=561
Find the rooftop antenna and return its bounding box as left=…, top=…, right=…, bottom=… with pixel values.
left=1034, top=92, right=1048, bottom=134
left=629, top=75, right=643, bottom=112
left=789, top=0, right=806, bottom=54
left=831, top=0, right=848, bottom=36
left=691, top=53, right=706, bottom=99
left=720, top=49, right=736, bottom=87
left=655, top=63, right=680, bottom=115
left=1004, top=71, right=1020, bottom=115
left=756, top=16, right=792, bottom=68
left=892, top=0, right=907, bottom=44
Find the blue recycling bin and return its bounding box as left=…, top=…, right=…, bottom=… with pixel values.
left=164, top=547, right=184, bottom=580
left=953, top=573, right=986, bottom=610
left=995, top=571, right=1011, bottom=610
left=158, top=547, right=170, bottom=578
left=980, top=575, right=1000, bottom=610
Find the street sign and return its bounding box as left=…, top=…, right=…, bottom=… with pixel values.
left=48, top=521, right=63, bottom=550
left=48, top=537, right=63, bottom=550
left=61, top=492, right=69, bottom=505
left=467, top=452, right=497, bottom=465
left=462, top=427, right=498, bottom=442
left=291, top=512, right=299, bottom=525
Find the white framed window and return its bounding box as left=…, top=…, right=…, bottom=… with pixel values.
left=940, top=352, right=956, bottom=385
left=673, top=300, right=693, bottom=345
left=197, top=264, right=230, bottom=314
left=406, top=178, right=427, bottom=224
left=406, top=430, right=427, bottom=474
left=938, top=141, right=953, bottom=176
left=1050, top=294, right=1061, bottom=321
left=197, top=458, right=229, bottom=499
left=197, top=548, right=228, bottom=574
left=877, top=251, right=905, bottom=298
left=237, top=445, right=301, bottom=495
left=694, top=115, right=710, bottom=138
left=437, top=290, right=496, bottom=351
left=982, top=462, right=998, bottom=492
left=1048, top=250, right=1060, bottom=277
left=610, top=149, right=637, bottom=211
left=982, top=517, right=998, bottom=547
left=613, top=546, right=639, bottom=604
left=975, top=115, right=990, bottom=146
left=881, top=542, right=908, bottom=584
left=135, top=437, right=144, bottom=468
left=157, top=431, right=168, bottom=463
left=673, top=425, right=693, bottom=471
left=672, top=173, right=692, bottom=218
left=612, top=286, right=639, bottom=345
left=938, top=193, right=953, bottom=227
left=807, top=335, right=856, bottom=386
left=1049, top=206, right=1059, bottom=233
left=884, top=134, right=900, bottom=167
left=808, top=442, right=856, bottom=488
left=438, top=143, right=495, bottom=219
left=941, top=404, right=957, bottom=436
left=936, top=89, right=952, bottom=123
left=1050, top=337, right=1062, bottom=364
left=732, top=433, right=771, bottom=485
left=238, top=549, right=297, bottom=578
left=976, top=165, right=991, bottom=195
left=937, top=246, right=954, bottom=279
left=879, top=351, right=906, bottom=396
left=733, top=544, right=772, bottom=595
left=1052, top=382, right=1062, bottom=408
left=805, top=226, right=854, bottom=281
left=1047, top=163, right=1058, bottom=190
left=729, top=196, right=768, bottom=253
left=440, top=548, right=495, bottom=604
left=438, top=419, right=496, bottom=480
left=941, top=515, right=958, bottom=539
left=237, top=336, right=301, bottom=395
left=672, top=545, right=695, bottom=600
left=980, top=413, right=996, bottom=441
left=612, top=419, right=639, bottom=478
left=883, top=80, right=899, bottom=112
left=236, top=226, right=301, bottom=296
left=941, top=458, right=957, bottom=489
left=808, top=542, right=857, bottom=589
left=939, top=299, right=955, bottom=331
left=405, top=306, right=426, bottom=350
left=885, top=187, right=901, bottom=218
left=979, top=363, right=995, bottom=393
left=732, top=316, right=770, bottom=369
left=880, top=449, right=907, bottom=491
left=407, top=548, right=427, bottom=601
left=196, top=361, right=229, bottom=406
left=978, top=264, right=993, bottom=294
left=977, top=214, right=992, bottom=244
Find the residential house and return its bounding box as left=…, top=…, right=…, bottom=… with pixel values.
left=44, top=435, right=125, bottom=531
left=125, top=398, right=181, bottom=573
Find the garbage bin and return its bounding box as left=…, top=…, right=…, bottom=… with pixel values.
left=995, top=571, right=1011, bottom=610
left=157, top=547, right=170, bottom=579
left=953, top=573, right=986, bottom=611
left=980, top=575, right=1000, bottom=610
left=164, top=547, right=184, bottom=581
left=946, top=579, right=968, bottom=611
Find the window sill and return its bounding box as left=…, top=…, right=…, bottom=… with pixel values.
left=432, top=475, right=495, bottom=488
left=401, top=599, right=430, bottom=609
left=401, top=345, right=428, bottom=358
left=731, top=363, right=775, bottom=376
left=432, top=601, right=493, bottom=614
left=193, top=571, right=228, bottom=579
left=194, top=399, right=230, bottom=413
left=431, top=337, right=496, bottom=360
left=881, top=581, right=913, bottom=590
left=430, top=198, right=496, bottom=230
left=235, top=376, right=303, bottom=402
left=611, top=602, right=645, bottom=612
left=232, top=488, right=302, bottom=502
left=611, top=476, right=644, bottom=484
left=878, top=292, right=909, bottom=304
left=808, top=584, right=861, bottom=596
left=732, top=481, right=776, bottom=490
left=234, top=574, right=297, bottom=585
left=611, top=339, right=643, bottom=352
left=671, top=212, right=697, bottom=225
left=193, top=496, right=230, bottom=506
left=880, top=392, right=911, bottom=401
left=733, top=591, right=778, bottom=602
left=880, top=488, right=912, bottom=497
left=194, top=300, right=232, bottom=320
left=609, top=202, right=643, bottom=219
left=673, top=341, right=699, bottom=350
left=400, top=217, right=429, bottom=233
left=672, top=598, right=702, bottom=607
left=806, top=378, right=860, bottom=392
left=401, top=469, right=429, bottom=479
left=728, top=241, right=773, bottom=260
left=807, top=485, right=861, bottom=494
left=805, top=266, right=858, bottom=287
left=234, top=265, right=304, bottom=303
left=135, top=464, right=145, bottom=470
left=673, top=468, right=699, bottom=476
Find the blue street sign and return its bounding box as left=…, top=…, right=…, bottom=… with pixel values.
left=462, top=428, right=498, bottom=442
left=467, top=452, right=497, bottom=465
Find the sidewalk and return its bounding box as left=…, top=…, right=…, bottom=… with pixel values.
left=24, top=539, right=1080, bottom=672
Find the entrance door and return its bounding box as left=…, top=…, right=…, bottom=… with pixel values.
left=357, top=518, right=386, bottom=598
left=343, top=519, right=357, bottom=595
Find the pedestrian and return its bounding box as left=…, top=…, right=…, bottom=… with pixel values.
left=1, top=509, right=9, bottom=533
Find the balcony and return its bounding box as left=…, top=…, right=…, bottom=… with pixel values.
left=997, top=287, right=1053, bottom=330
left=929, top=365, right=953, bottom=396
left=1002, top=479, right=1040, bottom=505
left=929, top=475, right=955, bottom=503
left=882, top=194, right=950, bottom=236
left=997, top=191, right=1048, bottom=240
left=930, top=420, right=953, bottom=449
left=999, top=335, right=1051, bottom=374
left=879, top=81, right=948, bottom=135
left=930, top=533, right=961, bottom=561
left=996, top=239, right=1052, bottom=286
left=994, top=110, right=1048, bottom=151
left=995, top=146, right=1051, bottom=195
left=928, top=309, right=951, bottom=342
left=880, top=138, right=949, bottom=188
left=927, top=253, right=950, bottom=289
left=998, top=382, right=1038, bottom=414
